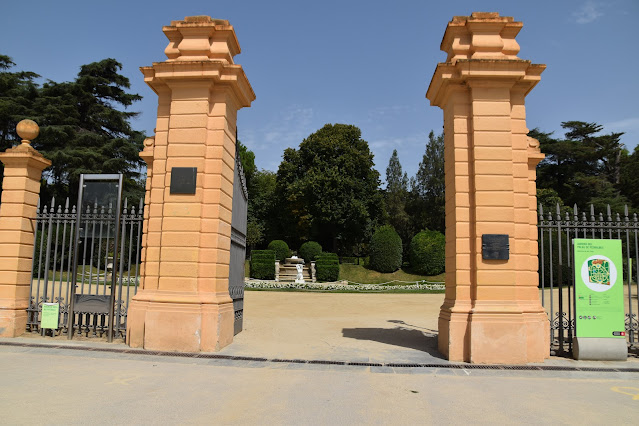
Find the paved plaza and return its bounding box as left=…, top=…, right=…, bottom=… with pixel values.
left=1, top=291, right=638, bottom=424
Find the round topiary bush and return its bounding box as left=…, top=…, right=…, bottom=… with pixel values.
left=299, top=241, right=322, bottom=263
left=267, top=240, right=290, bottom=262
left=368, top=225, right=403, bottom=273
left=409, top=230, right=445, bottom=275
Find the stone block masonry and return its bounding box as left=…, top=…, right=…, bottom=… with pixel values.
left=126, top=16, right=255, bottom=352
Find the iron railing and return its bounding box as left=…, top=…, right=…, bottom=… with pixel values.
left=538, top=203, right=639, bottom=355
left=26, top=197, right=144, bottom=339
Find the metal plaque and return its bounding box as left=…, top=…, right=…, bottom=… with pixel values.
left=482, top=234, right=509, bottom=260
left=170, top=167, right=197, bottom=194
left=74, top=294, right=110, bottom=314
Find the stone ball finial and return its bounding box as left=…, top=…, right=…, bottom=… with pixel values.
left=16, top=119, right=39, bottom=144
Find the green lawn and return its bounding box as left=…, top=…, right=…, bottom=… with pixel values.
left=339, top=263, right=444, bottom=284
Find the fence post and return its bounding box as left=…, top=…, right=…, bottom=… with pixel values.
left=0, top=120, right=51, bottom=337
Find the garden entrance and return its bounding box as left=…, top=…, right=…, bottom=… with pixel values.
left=25, top=174, right=143, bottom=342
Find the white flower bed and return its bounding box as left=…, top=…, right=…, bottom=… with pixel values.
left=244, top=279, right=445, bottom=292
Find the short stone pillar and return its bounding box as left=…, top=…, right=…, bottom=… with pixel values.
left=426, top=13, right=549, bottom=363
left=126, top=16, right=255, bottom=352
left=0, top=120, right=51, bottom=337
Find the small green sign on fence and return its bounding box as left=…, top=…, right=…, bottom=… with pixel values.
left=574, top=239, right=625, bottom=339
left=41, top=303, right=59, bottom=329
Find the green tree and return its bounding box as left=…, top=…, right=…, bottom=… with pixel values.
left=409, top=131, right=445, bottom=233
left=274, top=123, right=383, bottom=253
left=385, top=149, right=411, bottom=257
left=236, top=140, right=256, bottom=190
left=534, top=121, right=627, bottom=211
left=0, top=56, right=146, bottom=204
left=247, top=169, right=277, bottom=245
left=33, top=59, right=145, bottom=204
left=619, top=146, right=639, bottom=210
left=0, top=55, right=40, bottom=190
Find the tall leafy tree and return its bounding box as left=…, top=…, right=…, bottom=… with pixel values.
left=409, top=130, right=445, bottom=233
left=275, top=123, right=383, bottom=253
left=0, top=55, right=40, bottom=189
left=0, top=56, right=145, bottom=204
left=534, top=121, right=628, bottom=211
left=385, top=149, right=411, bottom=256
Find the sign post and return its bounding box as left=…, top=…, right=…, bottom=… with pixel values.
left=573, top=239, right=627, bottom=360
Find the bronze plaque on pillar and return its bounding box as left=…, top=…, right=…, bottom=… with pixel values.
left=482, top=234, right=509, bottom=260
left=170, top=167, right=197, bottom=194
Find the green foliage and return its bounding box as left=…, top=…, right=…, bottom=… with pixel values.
left=385, top=149, right=412, bottom=259
left=299, top=241, right=322, bottom=262
left=237, top=140, right=256, bottom=189
left=316, top=252, right=339, bottom=282
left=247, top=169, right=277, bottom=245
left=409, top=230, right=445, bottom=275
left=0, top=56, right=145, bottom=204
left=408, top=131, right=445, bottom=234
left=274, top=123, right=383, bottom=253
left=250, top=250, right=275, bottom=280
left=246, top=219, right=264, bottom=250
left=267, top=240, right=290, bottom=262
left=368, top=225, right=403, bottom=273
left=533, top=122, right=630, bottom=211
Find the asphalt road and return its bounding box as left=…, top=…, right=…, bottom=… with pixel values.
left=0, top=344, right=638, bottom=425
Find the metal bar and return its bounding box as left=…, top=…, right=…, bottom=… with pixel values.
left=556, top=204, right=564, bottom=354
left=41, top=197, right=55, bottom=336
left=27, top=200, right=41, bottom=332
left=106, top=174, right=124, bottom=343
left=95, top=204, right=105, bottom=296
left=116, top=199, right=128, bottom=335
left=539, top=204, right=545, bottom=307
left=103, top=204, right=112, bottom=296
left=87, top=201, right=98, bottom=295
left=64, top=203, right=76, bottom=334
left=624, top=206, right=634, bottom=343
left=67, top=175, right=86, bottom=339
left=79, top=204, right=90, bottom=294
left=57, top=199, right=69, bottom=326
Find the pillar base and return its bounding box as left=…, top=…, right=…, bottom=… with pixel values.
left=0, top=308, right=27, bottom=337
left=439, top=305, right=549, bottom=364
left=126, top=290, right=234, bottom=352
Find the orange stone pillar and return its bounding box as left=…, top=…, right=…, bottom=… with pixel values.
left=426, top=12, right=549, bottom=363
left=0, top=120, right=51, bottom=337
left=126, top=16, right=255, bottom=352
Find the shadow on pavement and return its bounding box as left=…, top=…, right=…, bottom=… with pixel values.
left=342, top=322, right=445, bottom=360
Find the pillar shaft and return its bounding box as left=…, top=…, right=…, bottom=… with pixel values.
left=0, top=144, right=50, bottom=337
left=127, top=16, right=254, bottom=352
left=427, top=12, right=549, bottom=363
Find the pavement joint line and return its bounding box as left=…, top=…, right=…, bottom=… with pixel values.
left=1, top=340, right=638, bottom=373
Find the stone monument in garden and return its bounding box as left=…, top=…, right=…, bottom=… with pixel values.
left=426, top=13, right=549, bottom=363
left=126, top=16, right=255, bottom=352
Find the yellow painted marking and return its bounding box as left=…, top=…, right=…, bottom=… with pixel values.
left=105, top=374, right=140, bottom=385
left=610, top=386, right=639, bottom=400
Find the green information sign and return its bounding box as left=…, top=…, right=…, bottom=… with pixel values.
left=41, top=303, right=59, bottom=329
left=574, top=239, right=625, bottom=339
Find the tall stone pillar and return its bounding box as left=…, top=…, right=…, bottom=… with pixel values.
left=426, top=12, right=549, bottom=363
left=127, top=16, right=255, bottom=352
left=0, top=120, right=51, bottom=337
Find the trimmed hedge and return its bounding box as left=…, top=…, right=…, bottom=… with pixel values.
left=369, top=225, right=403, bottom=273
left=250, top=250, right=276, bottom=280
left=409, top=230, right=445, bottom=275
left=267, top=240, right=290, bottom=262
left=316, top=252, right=339, bottom=282
left=299, top=241, right=322, bottom=263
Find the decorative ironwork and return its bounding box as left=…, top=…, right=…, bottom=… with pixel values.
left=539, top=203, right=639, bottom=355
left=26, top=194, right=143, bottom=340
left=229, top=149, right=248, bottom=335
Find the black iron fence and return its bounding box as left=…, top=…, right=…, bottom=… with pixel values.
left=26, top=196, right=144, bottom=339
left=538, top=203, right=638, bottom=355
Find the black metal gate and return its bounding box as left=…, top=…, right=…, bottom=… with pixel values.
left=229, top=153, right=248, bottom=335
left=538, top=203, right=638, bottom=355
left=26, top=174, right=144, bottom=341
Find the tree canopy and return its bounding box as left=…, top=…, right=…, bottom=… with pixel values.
left=533, top=121, right=632, bottom=213
left=0, top=56, right=145, bottom=204
left=274, top=123, right=383, bottom=253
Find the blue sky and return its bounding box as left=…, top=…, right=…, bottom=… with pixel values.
left=2, top=0, right=637, bottom=183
